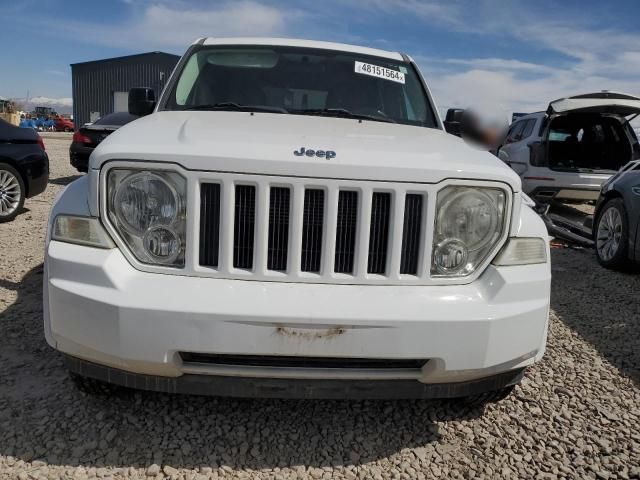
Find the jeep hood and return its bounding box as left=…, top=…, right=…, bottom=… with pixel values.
left=92, top=111, right=521, bottom=191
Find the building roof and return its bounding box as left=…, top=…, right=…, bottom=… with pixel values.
left=70, top=51, right=180, bottom=67
left=198, top=37, right=405, bottom=61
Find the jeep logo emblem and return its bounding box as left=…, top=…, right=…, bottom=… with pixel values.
left=293, top=147, right=336, bottom=160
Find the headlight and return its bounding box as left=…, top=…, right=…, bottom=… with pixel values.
left=114, top=172, right=179, bottom=235
left=107, top=169, right=186, bottom=267
left=432, top=186, right=507, bottom=276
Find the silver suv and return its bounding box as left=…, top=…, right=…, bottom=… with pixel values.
left=498, top=92, right=640, bottom=202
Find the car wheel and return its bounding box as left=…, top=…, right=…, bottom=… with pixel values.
left=0, top=163, right=26, bottom=223
left=595, top=198, right=630, bottom=271
left=64, top=127, right=71, bottom=132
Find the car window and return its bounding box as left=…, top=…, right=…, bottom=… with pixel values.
left=94, top=112, right=138, bottom=126
left=549, top=129, right=572, bottom=142
left=538, top=116, right=549, bottom=137
left=521, top=119, right=535, bottom=138
left=164, top=45, right=438, bottom=128
left=505, top=121, right=526, bottom=143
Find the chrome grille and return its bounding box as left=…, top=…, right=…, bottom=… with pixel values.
left=233, top=185, right=256, bottom=269
left=191, top=174, right=513, bottom=285
left=199, top=181, right=433, bottom=281
left=301, top=189, right=324, bottom=273
left=400, top=194, right=423, bottom=275
left=334, top=190, right=358, bottom=273
left=199, top=183, right=221, bottom=267
left=267, top=187, right=290, bottom=271
left=367, top=192, right=391, bottom=274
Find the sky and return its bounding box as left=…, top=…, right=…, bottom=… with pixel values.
left=1, top=0, right=640, bottom=118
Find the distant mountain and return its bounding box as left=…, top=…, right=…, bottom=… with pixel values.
left=9, top=96, right=72, bottom=115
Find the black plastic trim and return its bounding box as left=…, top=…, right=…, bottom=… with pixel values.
left=63, top=354, right=525, bottom=399
left=180, top=353, right=428, bottom=370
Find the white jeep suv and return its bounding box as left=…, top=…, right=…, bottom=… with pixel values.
left=44, top=38, right=551, bottom=400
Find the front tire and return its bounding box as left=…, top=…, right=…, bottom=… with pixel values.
left=595, top=198, right=630, bottom=271
left=0, top=163, right=25, bottom=223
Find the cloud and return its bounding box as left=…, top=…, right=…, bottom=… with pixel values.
left=26, top=96, right=73, bottom=108
left=57, top=1, right=298, bottom=50
left=12, top=0, right=640, bottom=126
left=421, top=12, right=640, bottom=119
left=353, top=0, right=460, bottom=25
left=443, top=58, right=555, bottom=75
left=428, top=61, right=640, bottom=120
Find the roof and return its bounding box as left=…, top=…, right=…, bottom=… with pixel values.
left=70, top=51, right=180, bottom=67
left=513, top=111, right=545, bottom=121
left=198, top=37, right=405, bottom=61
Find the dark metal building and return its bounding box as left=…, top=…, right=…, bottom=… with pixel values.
left=71, top=52, right=180, bottom=128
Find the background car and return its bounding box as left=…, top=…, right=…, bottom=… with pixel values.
left=54, top=117, right=75, bottom=132
left=0, top=118, right=49, bottom=222
left=69, top=112, right=138, bottom=172
left=593, top=160, right=640, bottom=270
left=497, top=92, right=640, bottom=203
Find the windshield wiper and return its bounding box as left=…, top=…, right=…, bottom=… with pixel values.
left=291, top=108, right=396, bottom=124
left=182, top=102, right=288, bottom=114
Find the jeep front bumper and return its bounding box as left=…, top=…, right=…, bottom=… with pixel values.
left=44, top=240, right=550, bottom=399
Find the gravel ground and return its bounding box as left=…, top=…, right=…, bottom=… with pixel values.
left=1, top=136, right=639, bottom=480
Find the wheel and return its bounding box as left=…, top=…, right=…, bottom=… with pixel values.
left=595, top=198, right=630, bottom=271
left=64, top=127, right=71, bottom=132
left=0, top=163, right=25, bottom=223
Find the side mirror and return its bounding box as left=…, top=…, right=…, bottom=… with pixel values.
left=128, top=87, right=156, bottom=116
left=443, top=108, right=464, bottom=137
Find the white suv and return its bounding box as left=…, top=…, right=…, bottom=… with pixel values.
left=498, top=92, right=640, bottom=202
left=44, top=38, right=551, bottom=401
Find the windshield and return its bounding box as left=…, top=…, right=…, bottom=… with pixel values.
left=162, top=45, right=438, bottom=128
left=93, top=112, right=138, bottom=126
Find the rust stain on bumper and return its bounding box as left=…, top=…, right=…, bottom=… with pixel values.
left=276, top=326, right=346, bottom=340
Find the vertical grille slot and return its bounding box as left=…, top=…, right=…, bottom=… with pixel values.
left=400, top=194, right=423, bottom=275
left=267, top=187, right=290, bottom=271
left=199, top=183, right=221, bottom=267
left=334, top=191, right=358, bottom=273
left=233, top=185, right=256, bottom=269
left=367, top=192, right=391, bottom=274
left=301, top=189, right=325, bottom=272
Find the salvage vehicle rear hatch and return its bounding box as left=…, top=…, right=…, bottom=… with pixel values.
left=540, top=92, right=640, bottom=173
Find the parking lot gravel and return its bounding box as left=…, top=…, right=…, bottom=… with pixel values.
left=1, top=135, right=639, bottom=480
